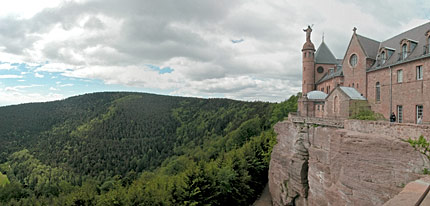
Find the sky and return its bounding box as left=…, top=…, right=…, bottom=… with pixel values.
left=0, top=0, right=429, bottom=106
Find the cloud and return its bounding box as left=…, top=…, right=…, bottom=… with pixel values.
left=36, top=63, right=73, bottom=72
left=4, top=84, right=42, bottom=92
left=0, top=63, right=18, bottom=70
left=0, top=0, right=428, bottom=105
left=34, top=73, right=44, bottom=78
left=0, top=75, right=23, bottom=79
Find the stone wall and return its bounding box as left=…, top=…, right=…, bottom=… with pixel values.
left=269, top=116, right=430, bottom=206
left=342, top=34, right=367, bottom=96
left=367, top=57, right=430, bottom=122
left=344, top=119, right=430, bottom=141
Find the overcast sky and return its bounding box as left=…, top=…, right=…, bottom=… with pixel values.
left=0, top=0, right=429, bottom=106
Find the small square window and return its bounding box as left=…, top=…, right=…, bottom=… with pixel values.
left=417, top=65, right=423, bottom=80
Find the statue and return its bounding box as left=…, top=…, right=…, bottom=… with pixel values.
left=304, top=25, right=312, bottom=42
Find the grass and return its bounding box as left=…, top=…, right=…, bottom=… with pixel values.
left=0, top=172, right=9, bottom=187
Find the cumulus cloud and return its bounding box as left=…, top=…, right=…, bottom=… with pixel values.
left=0, top=0, right=428, bottom=104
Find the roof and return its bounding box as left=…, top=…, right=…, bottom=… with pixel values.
left=368, top=22, right=430, bottom=71
left=316, top=65, right=343, bottom=84
left=307, top=90, right=328, bottom=100
left=356, top=34, right=380, bottom=59
left=315, top=42, right=338, bottom=64
left=338, top=87, right=366, bottom=100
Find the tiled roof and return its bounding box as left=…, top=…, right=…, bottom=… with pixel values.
left=339, top=87, right=366, bottom=100
left=368, top=22, right=430, bottom=71
left=307, top=90, right=328, bottom=100
left=356, top=34, right=380, bottom=60
left=315, top=42, right=338, bottom=64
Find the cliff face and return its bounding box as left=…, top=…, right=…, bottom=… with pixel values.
left=269, top=116, right=430, bottom=206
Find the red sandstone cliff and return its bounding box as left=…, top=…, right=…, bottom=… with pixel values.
left=269, top=116, right=430, bottom=206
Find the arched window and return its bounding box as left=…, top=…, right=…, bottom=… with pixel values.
left=376, top=82, right=381, bottom=102
left=381, top=51, right=386, bottom=64
left=402, top=44, right=407, bottom=59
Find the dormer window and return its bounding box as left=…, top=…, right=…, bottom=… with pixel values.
left=425, top=30, right=430, bottom=55
left=399, top=38, right=418, bottom=61
left=381, top=51, right=386, bottom=64
left=378, top=47, right=394, bottom=66
left=402, top=44, right=407, bottom=59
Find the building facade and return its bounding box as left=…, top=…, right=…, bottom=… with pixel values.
left=298, top=22, right=430, bottom=123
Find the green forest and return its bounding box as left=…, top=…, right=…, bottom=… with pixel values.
left=0, top=92, right=298, bottom=205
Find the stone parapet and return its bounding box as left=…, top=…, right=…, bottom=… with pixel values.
left=288, top=113, right=344, bottom=128
left=344, top=119, right=430, bottom=141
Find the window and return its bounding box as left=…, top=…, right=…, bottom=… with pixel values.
left=334, top=96, right=338, bottom=113
left=397, top=105, right=403, bottom=123
left=357, top=83, right=359, bottom=89
left=417, top=65, right=423, bottom=80
left=376, top=82, right=380, bottom=102
left=350, top=54, right=357, bottom=67
left=322, top=105, right=324, bottom=111
left=426, top=36, right=430, bottom=54
left=402, top=44, right=407, bottom=59
left=417, top=105, right=423, bottom=123
left=317, top=66, right=324, bottom=73
left=352, top=83, right=354, bottom=87
left=317, top=105, right=320, bottom=111
left=397, top=70, right=403, bottom=83
left=381, top=51, right=386, bottom=64
left=321, top=88, right=324, bottom=92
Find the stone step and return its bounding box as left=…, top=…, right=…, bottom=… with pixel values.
left=383, top=176, right=430, bottom=206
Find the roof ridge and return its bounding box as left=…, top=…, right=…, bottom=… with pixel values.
left=382, top=21, right=430, bottom=43
left=356, top=34, right=380, bottom=43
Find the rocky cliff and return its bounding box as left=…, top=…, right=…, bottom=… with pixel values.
left=269, top=115, right=430, bottom=206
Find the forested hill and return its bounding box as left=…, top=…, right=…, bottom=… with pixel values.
left=0, top=92, right=299, bottom=205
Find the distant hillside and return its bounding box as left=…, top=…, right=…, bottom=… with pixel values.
left=0, top=92, right=298, bottom=205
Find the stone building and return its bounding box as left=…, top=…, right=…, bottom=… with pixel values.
left=298, top=22, right=430, bottom=123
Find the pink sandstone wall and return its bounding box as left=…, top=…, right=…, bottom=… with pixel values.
left=315, top=63, right=336, bottom=84
left=324, top=89, right=350, bottom=118
left=342, top=34, right=367, bottom=96
left=269, top=116, right=430, bottom=206
left=367, top=57, right=430, bottom=122
left=316, top=76, right=344, bottom=94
